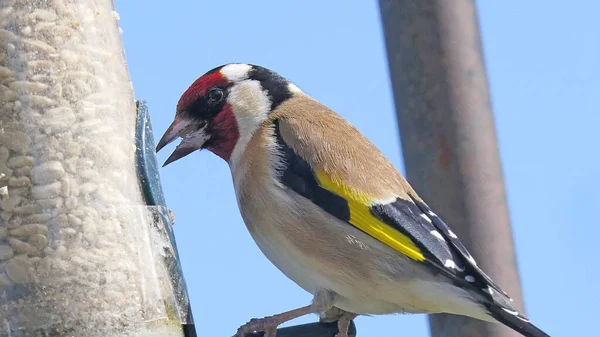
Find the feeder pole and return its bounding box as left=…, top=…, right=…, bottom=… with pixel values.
left=378, top=1, right=525, bottom=336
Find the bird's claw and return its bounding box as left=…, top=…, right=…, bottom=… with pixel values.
left=334, top=311, right=357, bottom=337
left=235, top=315, right=279, bottom=337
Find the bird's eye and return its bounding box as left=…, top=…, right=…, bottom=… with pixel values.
left=207, top=87, right=224, bottom=105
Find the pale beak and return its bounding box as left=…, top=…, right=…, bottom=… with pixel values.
left=156, top=115, right=209, bottom=166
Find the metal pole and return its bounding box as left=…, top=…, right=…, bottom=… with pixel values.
left=378, top=1, right=525, bottom=336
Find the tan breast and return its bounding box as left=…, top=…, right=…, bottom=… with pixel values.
left=232, top=122, right=379, bottom=295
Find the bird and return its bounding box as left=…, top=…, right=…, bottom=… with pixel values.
left=155, top=63, right=550, bottom=337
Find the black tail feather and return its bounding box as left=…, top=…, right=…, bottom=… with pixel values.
left=487, top=304, right=550, bottom=337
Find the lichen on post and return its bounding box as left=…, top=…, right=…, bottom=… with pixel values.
left=0, top=1, right=188, bottom=335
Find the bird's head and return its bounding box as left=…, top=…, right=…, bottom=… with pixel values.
left=156, top=63, right=302, bottom=166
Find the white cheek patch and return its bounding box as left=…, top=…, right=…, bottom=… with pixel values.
left=227, top=80, right=272, bottom=130
left=220, top=63, right=252, bottom=82
left=227, top=80, right=272, bottom=170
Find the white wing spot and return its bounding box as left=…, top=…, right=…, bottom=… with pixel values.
left=448, top=230, right=458, bottom=239
left=371, top=197, right=397, bottom=206
left=486, top=286, right=494, bottom=295
left=444, top=259, right=457, bottom=269
left=427, top=210, right=436, bottom=217
left=501, top=307, right=519, bottom=316
left=501, top=307, right=529, bottom=321
left=220, top=63, right=252, bottom=82
left=430, top=230, right=444, bottom=241
left=465, top=275, right=475, bottom=282
left=420, top=213, right=432, bottom=223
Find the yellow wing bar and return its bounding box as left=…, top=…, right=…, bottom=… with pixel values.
left=315, top=171, right=425, bottom=262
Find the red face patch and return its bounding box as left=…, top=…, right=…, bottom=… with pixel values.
left=177, top=70, right=229, bottom=111
left=205, top=103, right=240, bottom=161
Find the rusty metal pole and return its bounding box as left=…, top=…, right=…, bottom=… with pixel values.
left=378, top=1, right=525, bottom=336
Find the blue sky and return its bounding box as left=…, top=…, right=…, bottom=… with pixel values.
left=115, top=1, right=599, bottom=336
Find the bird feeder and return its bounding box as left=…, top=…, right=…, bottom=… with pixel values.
left=0, top=0, right=194, bottom=335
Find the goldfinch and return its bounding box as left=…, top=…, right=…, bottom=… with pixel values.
left=156, top=63, right=550, bottom=337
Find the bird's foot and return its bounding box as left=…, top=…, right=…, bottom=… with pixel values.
left=235, top=316, right=279, bottom=337
left=235, top=305, right=314, bottom=337
left=335, top=311, right=358, bottom=337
